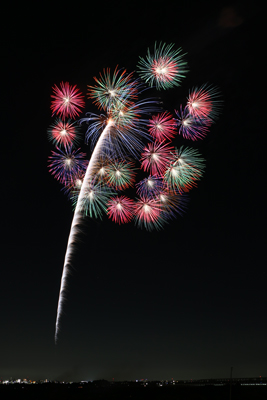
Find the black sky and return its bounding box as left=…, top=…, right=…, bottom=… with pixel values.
left=1, top=1, right=265, bottom=382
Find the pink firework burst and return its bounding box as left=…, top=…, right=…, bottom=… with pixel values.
left=140, top=142, right=174, bottom=177
left=134, top=196, right=163, bottom=230
left=51, top=82, right=85, bottom=119
left=148, top=111, right=177, bottom=142
left=107, top=196, right=135, bottom=224
left=187, top=84, right=221, bottom=122
left=47, top=118, right=80, bottom=149
left=152, top=57, right=178, bottom=86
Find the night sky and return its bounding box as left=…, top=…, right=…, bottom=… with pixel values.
left=1, top=2, right=265, bottom=382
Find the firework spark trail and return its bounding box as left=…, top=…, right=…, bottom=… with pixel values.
left=54, top=120, right=114, bottom=343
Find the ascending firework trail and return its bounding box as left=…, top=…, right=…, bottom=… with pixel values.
left=55, top=119, right=114, bottom=343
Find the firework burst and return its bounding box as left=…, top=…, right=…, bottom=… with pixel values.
left=88, top=67, right=138, bottom=111
left=136, top=175, right=163, bottom=198
left=187, top=84, right=222, bottom=122
left=164, top=147, right=205, bottom=192
left=47, top=118, right=81, bottom=149
left=175, top=106, right=210, bottom=141
left=80, top=96, right=159, bottom=160
left=48, top=146, right=88, bottom=185
left=107, top=196, right=135, bottom=224
left=137, top=42, right=188, bottom=90
left=106, top=160, right=136, bottom=190
left=51, top=82, right=85, bottom=119
left=140, top=142, right=174, bottom=177
left=72, top=178, right=113, bottom=219
left=134, top=196, right=164, bottom=230
left=80, top=68, right=160, bottom=160
left=148, top=111, right=177, bottom=142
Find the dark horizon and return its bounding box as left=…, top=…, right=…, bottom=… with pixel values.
left=2, top=375, right=267, bottom=383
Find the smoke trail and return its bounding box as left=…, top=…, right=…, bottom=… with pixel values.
left=54, top=120, right=113, bottom=343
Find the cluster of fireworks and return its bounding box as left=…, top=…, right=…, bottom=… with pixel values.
left=48, top=42, right=221, bottom=342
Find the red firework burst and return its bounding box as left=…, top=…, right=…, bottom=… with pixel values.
left=107, top=196, right=135, bottom=224
left=140, top=142, right=174, bottom=177
left=148, top=111, right=177, bottom=142
left=187, top=85, right=221, bottom=122
left=151, top=57, right=179, bottom=86
left=47, top=119, right=80, bottom=149
left=134, top=196, right=163, bottom=230
left=51, top=82, right=85, bottom=119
